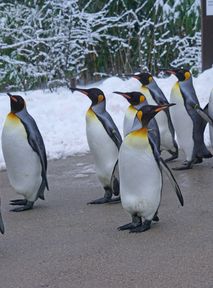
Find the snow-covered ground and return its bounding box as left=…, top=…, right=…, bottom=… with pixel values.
left=0, top=69, right=213, bottom=170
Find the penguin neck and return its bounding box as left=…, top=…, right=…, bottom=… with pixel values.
left=133, top=101, right=147, bottom=110
left=132, top=116, right=143, bottom=131
left=91, top=100, right=106, bottom=115
left=14, top=106, right=29, bottom=120
left=179, top=76, right=193, bottom=87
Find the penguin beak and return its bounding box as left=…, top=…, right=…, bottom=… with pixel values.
left=159, top=68, right=176, bottom=75
left=154, top=103, right=176, bottom=112
left=70, top=87, right=89, bottom=96
left=113, top=91, right=131, bottom=99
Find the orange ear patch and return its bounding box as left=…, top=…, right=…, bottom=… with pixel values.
left=98, top=95, right=104, bottom=103
left=184, top=71, right=191, bottom=80
left=140, top=95, right=145, bottom=103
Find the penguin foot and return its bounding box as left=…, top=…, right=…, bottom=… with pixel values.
left=10, top=201, right=34, bottom=212
left=164, top=152, right=178, bottom=162
left=87, top=197, right=112, bottom=204
left=129, top=220, right=151, bottom=233
left=107, top=196, right=121, bottom=204
left=10, top=199, right=27, bottom=206
left=172, top=161, right=193, bottom=170
left=118, top=222, right=141, bottom=231
left=194, top=157, right=203, bottom=164
left=118, top=215, right=142, bottom=231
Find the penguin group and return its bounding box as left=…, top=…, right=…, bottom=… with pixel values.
left=1, top=66, right=213, bottom=234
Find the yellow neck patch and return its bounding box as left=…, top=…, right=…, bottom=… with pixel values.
left=137, top=111, right=143, bottom=122
left=5, top=112, right=21, bottom=127
left=126, top=128, right=149, bottom=148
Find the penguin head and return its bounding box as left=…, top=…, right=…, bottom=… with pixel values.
left=71, top=87, right=105, bottom=106
left=113, top=91, right=146, bottom=106
left=8, top=93, right=26, bottom=113
left=136, top=103, right=175, bottom=127
left=131, top=72, right=153, bottom=85
left=164, top=68, right=191, bottom=81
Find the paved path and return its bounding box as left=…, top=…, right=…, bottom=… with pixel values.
left=0, top=153, right=213, bottom=288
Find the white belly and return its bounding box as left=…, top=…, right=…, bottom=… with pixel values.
left=170, top=84, right=194, bottom=161
left=118, top=133, right=161, bottom=220
left=141, top=86, right=175, bottom=151
left=86, top=111, right=119, bottom=187
left=208, top=89, right=213, bottom=147
left=2, top=115, right=42, bottom=202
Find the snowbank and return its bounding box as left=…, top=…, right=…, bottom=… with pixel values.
left=0, top=68, right=213, bottom=170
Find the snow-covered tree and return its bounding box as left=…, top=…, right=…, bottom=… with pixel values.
left=0, top=0, right=201, bottom=91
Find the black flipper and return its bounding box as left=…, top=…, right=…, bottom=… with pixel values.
left=160, top=157, right=184, bottom=206
left=16, top=109, right=49, bottom=191
left=0, top=203, right=5, bottom=234
left=92, top=102, right=122, bottom=150
left=195, top=106, right=213, bottom=126
left=96, top=113, right=122, bottom=149
left=110, top=160, right=120, bottom=196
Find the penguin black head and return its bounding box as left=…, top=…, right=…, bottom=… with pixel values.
left=136, top=103, right=176, bottom=127
left=8, top=93, right=25, bottom=113
left=71, top=87, right=105, bottom=106
left=113, top=91, right=146, bottom=106
left=163, top=68, right=191, bottom=82
left=131, top=72, right=153, bottom=85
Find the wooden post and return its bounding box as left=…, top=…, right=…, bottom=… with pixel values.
left=201, top=0, right=213, bottom=71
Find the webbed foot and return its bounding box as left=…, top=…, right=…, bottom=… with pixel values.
left=10, top=199, right=27, bottom=206
left=10, top=201, right=34, bottom=212
left=165, top=151, right=178, bottom=162
left=118, top=215, right=142, bottom=231
left=129, top=220, right=151, bottom=233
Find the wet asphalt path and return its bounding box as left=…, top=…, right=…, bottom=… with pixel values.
left=0, top=152, right=213, bottom=288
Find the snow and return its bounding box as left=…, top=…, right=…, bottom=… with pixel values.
left=0, top=68, right=213, bottom=170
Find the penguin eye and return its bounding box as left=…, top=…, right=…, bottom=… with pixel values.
left=98, top=95, right=104, bottom=103
left=184, top=72, right=191, bottom=80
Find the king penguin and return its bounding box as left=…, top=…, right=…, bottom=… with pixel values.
left=118, top=103, right=183, bottom=233
left=1, top=93, right=49, bottom=211
left=131, top=72, right=178, bottom=161
left=166, top=68, right=212, bottom=170
left=113, top=91, right=160, bottom=154
left=71, top=87, right=122, bottom=204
